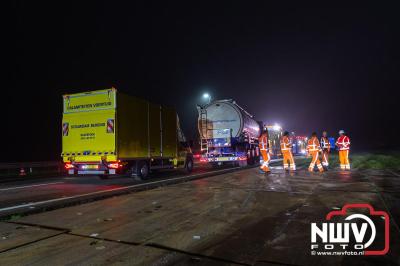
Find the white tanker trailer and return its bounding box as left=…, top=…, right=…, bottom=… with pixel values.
left=197, top=99, right=262, bottom=166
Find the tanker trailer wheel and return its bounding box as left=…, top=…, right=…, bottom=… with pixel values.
left=184, top=157, right=194, bottom=173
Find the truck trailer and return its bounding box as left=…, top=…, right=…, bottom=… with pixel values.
left=62, top=88, right=193, bottom=178
left=197, top=99, right=262, bottom=166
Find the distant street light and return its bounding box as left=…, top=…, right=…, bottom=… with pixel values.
left=203, top=93, right=211, bottom=104
left=273, top=123, right=281, bottom=131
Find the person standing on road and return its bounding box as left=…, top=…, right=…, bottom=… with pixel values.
left=280, top=131, right=296, bottom=171
left=259, top=126, right=270, bottom=173
left=307, top=132, right=324, bottom=172
left=336, top=130, right=351, bottom=170
left=320, top=131, right=331, bottom=169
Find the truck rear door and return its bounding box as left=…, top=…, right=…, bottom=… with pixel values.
left=62, top=89, right=117, bottom=163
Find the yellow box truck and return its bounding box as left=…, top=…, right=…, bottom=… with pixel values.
left=62, top=88, right=193, bottom=178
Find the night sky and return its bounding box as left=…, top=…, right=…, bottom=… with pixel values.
left=10, top=3, right=399, bottom=162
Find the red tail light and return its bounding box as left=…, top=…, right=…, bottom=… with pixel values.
left=65, top=163, right=74, bottom=169
left=239, top=156, right=247, bottom=161
left=200, top=157, right=208, bottom=163
left=107, top=162, right=121, bottom=169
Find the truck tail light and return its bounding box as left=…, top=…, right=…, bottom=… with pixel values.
left=200, top=157, right=208, bottom=163
left=65, top=163, right=74, bottom=169
left=107, top=162, right=121, bottom=169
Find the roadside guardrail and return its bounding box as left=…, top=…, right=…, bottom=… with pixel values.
left=0, top=161, right=63, bottom=178
left=0, top=161, right=61, bottom=170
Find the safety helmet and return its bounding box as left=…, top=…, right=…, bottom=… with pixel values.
left=339, top=130, right=345, bottom=134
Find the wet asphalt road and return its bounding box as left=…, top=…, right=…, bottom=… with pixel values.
left=0, top=163, right=251, bottom=218
left=0, top=164, right=399, bottom=265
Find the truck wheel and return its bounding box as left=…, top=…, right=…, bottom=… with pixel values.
left=184, top=158, right=194, bottom=173
left=211, top=162, right=221, bottom=168
left=137, top=161, right=150, bottom=179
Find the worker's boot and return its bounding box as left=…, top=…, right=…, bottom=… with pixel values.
left=283, top=164, right=289, bottom=171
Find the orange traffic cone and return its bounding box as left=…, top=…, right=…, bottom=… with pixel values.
left=19, top=168, right=26, bottom=176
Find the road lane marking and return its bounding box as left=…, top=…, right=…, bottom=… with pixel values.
left=0, top=167, right=246, bottom=213
left=386, top=169, right=400, bottom=177
left=0, top=182, right=64, bottom=191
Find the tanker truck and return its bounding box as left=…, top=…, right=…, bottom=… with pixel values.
left=197, top=99, right=262, bottom=166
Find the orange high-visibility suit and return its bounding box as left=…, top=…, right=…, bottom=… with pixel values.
left=259, top=132, right=270, bottom=172
left=307, top=137, right=323, bottom=172
left=336, top=135, right=351, bottom=170
left=280, top=135, right=296, bottom=170
left=320, top=136, right=331, bottom=167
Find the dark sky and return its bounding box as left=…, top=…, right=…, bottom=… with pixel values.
left=10, top=3, right=399, bottom=161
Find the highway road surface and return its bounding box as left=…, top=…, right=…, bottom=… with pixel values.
left=0, top=163, right=399, bottom=265
left=0, top=163, right=253, bottom=218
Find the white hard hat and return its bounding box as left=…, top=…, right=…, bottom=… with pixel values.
left=339, top=130, right=345, bottom=134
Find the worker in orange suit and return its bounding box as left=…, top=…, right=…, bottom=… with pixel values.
left=280, top=131, right=296, bottom=171
left=258, top=126, right=270, bottom=173
left=307, top=132, right=324, bottom=172
left=336, top=130, right=351, bottom=170
left=320, top=131, right=331, bottom=169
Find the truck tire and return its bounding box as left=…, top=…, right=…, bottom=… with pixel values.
left=211, top=162, right=222, bottom=168
left=184, top=157, right=194, bottom=173
left=135, top=161, right=150, bottom=179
